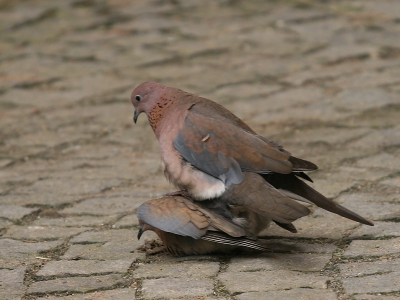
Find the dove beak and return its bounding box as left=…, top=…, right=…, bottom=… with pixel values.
left=137, top=226, right=144, bottom=240
left=133, top=109, right=139, bottom=124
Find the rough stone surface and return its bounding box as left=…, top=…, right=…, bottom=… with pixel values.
left=339, top=258, right=400, bottom=278
left=28, top=274, right=125, bottom=295
left=3, top=225, right=88, bottom=240
left=141, top=277, right=214, bottom=298
left=0, top=239, right=62, bottom=268
left=36, top=288, right=136, bottom=300
left=1, top=0, right=399, bottom=298
left=343, top=238, right=400, bottom=258
left=0, top=267, right=26, bottom=300
left=133, top=261, right=220, bottom=279
left=237, top=288, right=338, bottom=300
left=0, top=205, right=36, bottom=220
left=342, top=272, right=400, bottom=294
left=350, top=222, right=400, bottom=239
left=219, top=270, right=328, bottom=293
left=227, top=253, right=331, bottom=272
left=36, top=259, right=134, bottom=277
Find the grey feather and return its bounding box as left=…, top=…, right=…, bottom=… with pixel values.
left=137, top=202, right=206, bottom=239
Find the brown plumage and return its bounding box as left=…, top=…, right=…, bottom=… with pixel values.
left=131, top=82, right=373, bottom=227
left=137, top=196, right=271, bottom=256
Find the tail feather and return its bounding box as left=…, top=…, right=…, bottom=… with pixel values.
left=263, top=173, right=374, bottom=226
left=202, top=232, right=269, bottom=251
left=289, top=156, right=318, bottom=172
left=274, top=221, right=297, bottom=233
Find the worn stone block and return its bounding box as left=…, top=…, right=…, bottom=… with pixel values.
left=28, top=274, right=125, bottom=295
left=141, top=277, right=214, bottom=298
left=237, top=288, right=337, bottom=300
left=343, top=238, right=400, bottom=258
left=36, top=259, right=134, bottom=277
left=342, top=272, right=400, bottom=294
left=133, top=261, right=219, bottom=279
left=219, top=270, right=328, bottom=293
left=227, top=253, right=331, bottom=273
left=0, top=267, right=27, bottom=299
left=339, top=258, right=400, bottom=277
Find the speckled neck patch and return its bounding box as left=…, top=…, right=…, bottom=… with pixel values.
left=148, top=94, right=175, bottom=132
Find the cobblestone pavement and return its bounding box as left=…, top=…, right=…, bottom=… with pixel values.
left=1, top=0, right=400, bottom=299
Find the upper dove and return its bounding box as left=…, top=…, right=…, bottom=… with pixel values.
left=131, top=82, right=373, bottom=227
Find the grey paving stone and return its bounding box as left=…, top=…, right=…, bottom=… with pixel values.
left=338, top=195, right=400, bottom=221
left=3, top=225, right=87, bottom=240
left=348, top=125, right=400, bottom=150
left=32, top=215, right=118, bottom=227
left=354, top=294, right=400, bottom=300
left=36, top=288, right=137, bottom=300
left=0, top=218, right=12, bottom=230
left=61, top=243, right=145, bottom=261
left=289, top=127, right=369, bottom=146
left=0, top=267, right=27, bottom=299
left=257, top=238, right=337, bottom=254
left=28, top=274, right=125, bottom=295
left=133, top=261, right=219, bottom=279
left=281, top=62, right=355, bottom=86
left=36, top=259, right=134, bottom=277
left=362, top=0, right=400, bottom=19
left=290, top=18, right=349, bottom=42
left=62, top=229, right=144, bottom=260
left=328, top=69, right=400, bottom=89
left=219, top=270, right=328, bottom=293
left=69, top=229, right=138, bottom=244
left=0, top=238, right=62, bottom=268
left=60, top=196, right=142, bottom=215
left=0, top=159, right=13, bottom=168
left=223, top=85, right=321, bottom=119
left=141, top=277, right=214, bottom=299
left=336, top=166, right=394, bottom=182
left=357, top=153, right=400, bottom=170
left=310, top=179, right=356, bottom=199
left=343, top=238, right=400, bottom=258
left=350, top=222, right=400, bottom=239
left=11, top=177, right=122, bottom=198
left=4, top=128, right=91, bottom=148
left=339, top=258, right=400, bottom=277
left=0, top=193, right=78, bottom=206
left=380, top=176, right=400, bottom=189
left=0, top=238, right=61, bottom=254
left=237, top=288, right=338, bottom=300
left=0, top=204, right=36, bottom=220
left=314, top=44, right=378, bottom=64
left=334, top=88, right=398, bottom=111
left=227, top=253, right=331, bottom=273
left=342, top=272, right=400, bottom=294
left=211, top=82, right=281, bottom=102
left=273, top=8, right=331, bottom=24
left=112, top=214, right=139, bottom=228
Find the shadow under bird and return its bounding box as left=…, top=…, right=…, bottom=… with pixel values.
left=132, top=81, right=373, bottom=255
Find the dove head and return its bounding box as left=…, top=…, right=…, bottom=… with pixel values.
left=131, top=81, right=169, bottom=125
left=137, top=219, right=157, bottom=240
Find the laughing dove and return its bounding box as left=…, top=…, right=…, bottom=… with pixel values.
left=137, top=195, right=271, bottom=256
left=131, top=82, right=373, bottom=226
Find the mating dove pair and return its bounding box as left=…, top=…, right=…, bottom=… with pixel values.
left=131, top=82, right=373, bottom=256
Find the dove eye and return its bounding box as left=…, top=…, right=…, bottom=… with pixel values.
left=135, top=95, right=141, bottom=101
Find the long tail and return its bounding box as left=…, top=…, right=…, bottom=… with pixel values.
left=262, top=173, right=374, bottom=226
